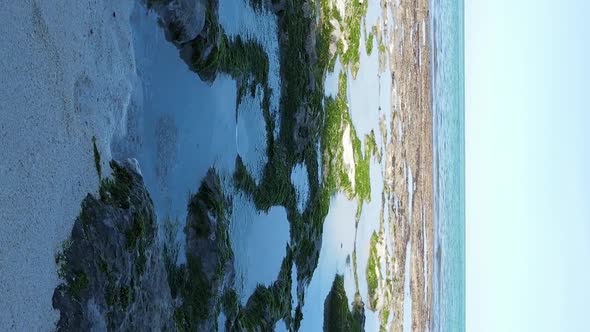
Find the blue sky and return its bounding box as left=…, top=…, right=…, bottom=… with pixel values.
left=466, top=0, right=590, bottom=330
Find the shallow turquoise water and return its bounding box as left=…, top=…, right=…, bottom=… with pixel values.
left=431, top=0, right=466, bottom=330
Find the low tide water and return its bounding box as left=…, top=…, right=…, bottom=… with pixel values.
left=431, top=0, right=466, bottom=330
left=123, top=0, right=464, bottom=329
left=126, top=0, right=292, bottom=304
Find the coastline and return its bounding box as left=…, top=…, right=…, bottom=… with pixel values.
left=0, top=0, right=436, bottom=330
left=382, top=0, right=434, bottom=330
left=0, top=1, right=136, bottom=329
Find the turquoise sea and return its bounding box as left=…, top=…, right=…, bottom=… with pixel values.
left=431, top=0, right=465, bottom=330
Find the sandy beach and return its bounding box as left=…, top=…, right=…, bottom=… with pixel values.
left=0, top=1, right=136, bottom=329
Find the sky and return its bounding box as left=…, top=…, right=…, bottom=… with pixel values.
left=466, top=0, right=590, bottom=331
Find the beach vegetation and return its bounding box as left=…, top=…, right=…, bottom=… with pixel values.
left=379, top=43, right=387, bottom=57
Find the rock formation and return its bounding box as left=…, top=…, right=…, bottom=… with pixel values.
left=53, top=161, right=235, bottom=331
left=323, top=275, right=366, bottom=332
left=53, top=160, right=173, bottom=331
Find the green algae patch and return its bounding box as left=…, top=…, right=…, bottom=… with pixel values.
left=98, top=161, right=133, bottom=209
left=366, top=26, right=377, bottom=56
left=164, top=169, right=235, bottom=331
left=229, top=249, right=294, bottom=331
left=318, top=0, right=369, bottom=77
left=366, top=231, right=381, bottom=309
left=321, top=73, right=380, bottom=220
left=170, top=256, right=215, bottom=330
left=323, top=274, right=366, bottom=332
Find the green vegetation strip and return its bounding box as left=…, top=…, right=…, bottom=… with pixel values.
left=366, top=231, right=381, bottom=309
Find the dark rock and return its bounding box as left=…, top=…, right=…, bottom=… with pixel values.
left=52, top=161, right=236, bottom=331
left=351, top=292, right=366, bottom=331
left=148, top=0, right=208, bottom=45
left=323, top=275, right=366, bottom=332
left=146, top=0, right=221, bottom=84
left=271, top=0, right=287, bottom=13
left=293, top=105, right=319, bottom=157
left=168, top=168, right=235, bottom=331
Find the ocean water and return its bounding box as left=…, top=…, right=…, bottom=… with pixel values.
left=431, top=0, right=466, bottom=330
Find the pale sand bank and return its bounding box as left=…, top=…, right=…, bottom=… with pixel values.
left=0, top=0, right=136, bottom=329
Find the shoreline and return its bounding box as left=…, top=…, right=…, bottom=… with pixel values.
left=380, top=0, right=434, bottom=330
left=0, top=1, right=136, bottom=329
left=0, top=0, right=434, bottom=329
